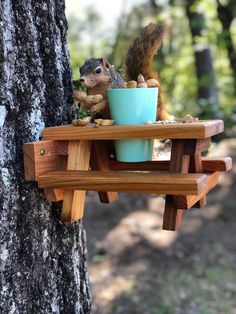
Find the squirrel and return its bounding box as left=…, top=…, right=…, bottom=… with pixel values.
left=79, top=23, right=168, bottom=120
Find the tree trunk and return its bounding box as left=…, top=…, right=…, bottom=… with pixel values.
left=0, top=1, right=91, bottom=313
left=185, top=0, right=220, bottom=118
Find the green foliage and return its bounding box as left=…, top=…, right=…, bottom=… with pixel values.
left=67, top=5, right=114, bottom=80
left=152, top=305, right=173, bottom=314
left=76, top=107, right=90, bottom=119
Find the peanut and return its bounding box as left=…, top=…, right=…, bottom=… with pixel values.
left=137, top=82, right=147, bottom=88
left=146, top=79, right=160, bottom=88
left=74, top=91, right=87, bottom=101
left=137, top=74, right=145, bottom=83
left=74, top=91, right=103, bottom=105
left=86, top=94, right=103, bottom=104
left=72, top=117, right=91, bottom=126
left=126, top=80, right=137, bottom=88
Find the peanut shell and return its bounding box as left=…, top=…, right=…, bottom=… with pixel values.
left=137, top=82, right=147, bottom=88
left=126, top=80, right=137, bottom=88
left=137, top=74, right=145, bottom=83
left=72, top=117, right=91, bottom=126
left=86, top=94, right=103, bottom=104
left=74, top=91, right=87, bottom=101
left=146, top=79, right=160, bottom=88
left=94, top=119, right=114, bottom=126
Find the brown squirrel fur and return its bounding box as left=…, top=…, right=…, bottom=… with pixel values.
left=125, top=23, right=168, bottom=120
left=79, top=23, right=168, bottom=120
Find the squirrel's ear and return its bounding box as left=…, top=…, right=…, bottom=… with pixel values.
left=101, top=58, right=110, bottom=68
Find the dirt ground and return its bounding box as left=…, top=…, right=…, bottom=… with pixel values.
left=83, top=133, right=236, bottom=314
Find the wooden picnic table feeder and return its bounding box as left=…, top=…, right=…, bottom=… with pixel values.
left=23, top=120, right=232, bottom=231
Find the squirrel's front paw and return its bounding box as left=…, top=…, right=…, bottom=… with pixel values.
left=90, top=101, right=107, bottom=114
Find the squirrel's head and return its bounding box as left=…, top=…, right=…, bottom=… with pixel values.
left=79, top=58, right=112, bottom=88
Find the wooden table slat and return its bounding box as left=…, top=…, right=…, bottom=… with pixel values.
left=42, top=120, right=224, bottom=141
left=38, top=170, right=208, bottom=196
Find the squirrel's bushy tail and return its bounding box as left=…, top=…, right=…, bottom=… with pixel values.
left=125, top=23, right=163, bottom=81
left=125, top=23, right=168, bottom=120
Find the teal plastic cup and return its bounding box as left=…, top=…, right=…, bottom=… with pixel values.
left=108, top=88, right=158, bottom=162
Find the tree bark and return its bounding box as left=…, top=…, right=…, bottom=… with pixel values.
left=185, top=0, right=220, bottom=118
left=0, top=1, right=91, bottom=313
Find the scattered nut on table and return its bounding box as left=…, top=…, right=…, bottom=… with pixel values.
left=94, top=119, right=114, bottom=126
left=72, top=117, right=91, bottom=126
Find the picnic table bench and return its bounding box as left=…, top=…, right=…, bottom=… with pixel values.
left=24, top=120, right=232, bottom=231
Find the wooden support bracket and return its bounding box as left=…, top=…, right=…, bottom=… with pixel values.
left=163, top=139, right=190, bottom=231
left=23, top=140, right=66, bottom=202
left=61, top=140, right=91, bottom=223
left=90, top=141, right=118, bottom=203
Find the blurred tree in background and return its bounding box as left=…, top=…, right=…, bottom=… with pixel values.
left=216, top=0, right=236, bottom=94
left=185, top=0, right=220, bottom=118
left=66, top=0, right=236, bottom=126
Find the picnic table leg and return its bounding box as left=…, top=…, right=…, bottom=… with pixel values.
left=163, top=140, right=190, bottom=231
left=163, top=196, right=184, bottom=230
left=90, top=141, right=119, bottom=203
left=61, top=140, right=91, bottom=223
left=189, top=153, right=207, bottom=208
left=163, top=138, right=211, bottom=230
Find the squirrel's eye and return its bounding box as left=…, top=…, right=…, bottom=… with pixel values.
left=95, top=67, right=102, bottom=74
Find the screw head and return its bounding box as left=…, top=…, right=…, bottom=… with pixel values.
left=40, top=148, right=45, bottom=156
